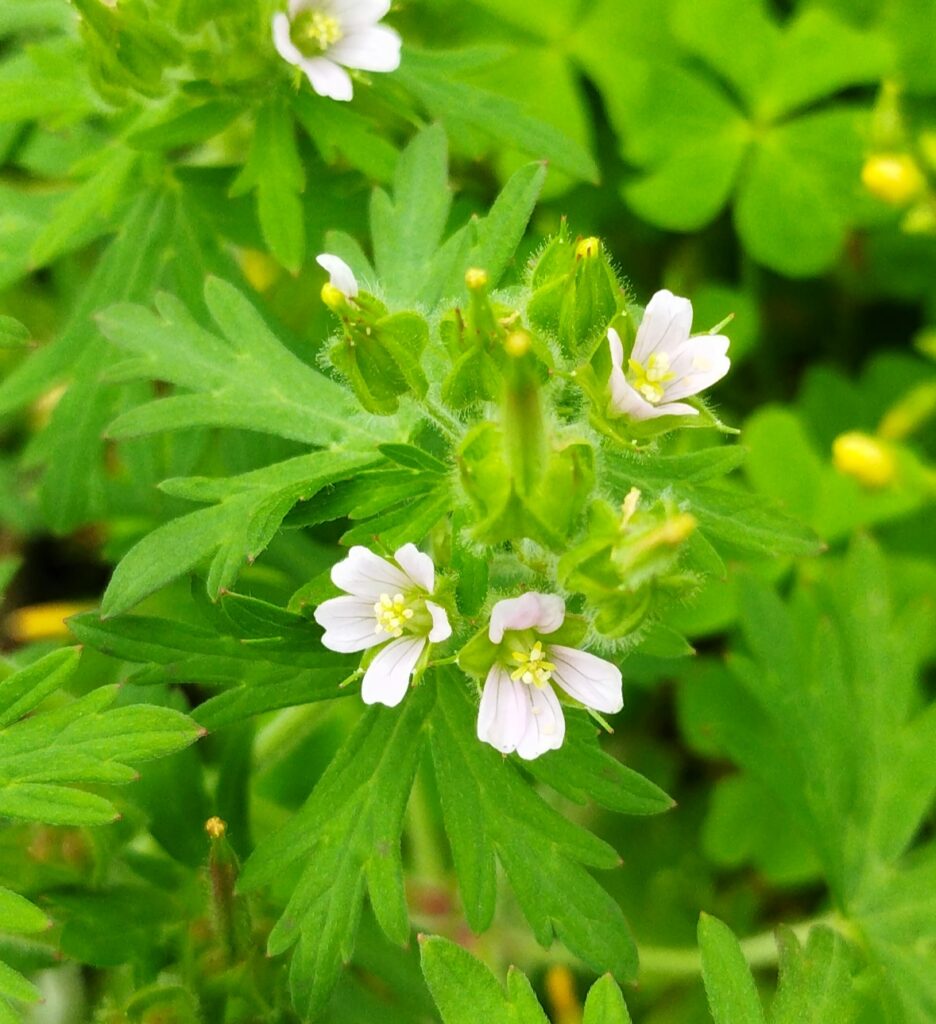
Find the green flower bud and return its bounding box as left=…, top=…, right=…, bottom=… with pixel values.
left=527, top=224, right=622, bottom=360
left=558, top=491, right=697, bottom=638
left=328, top=297, right=429, bottom=415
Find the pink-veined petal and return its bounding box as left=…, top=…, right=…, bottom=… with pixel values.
left=477, top=665, right=530, bottom=754
left=488, top=592, right=565, bottom=644
left=516, top=683, right=565, bottom=760
left=393, top=543, right=434, bottom=592
left=272, top=12, right=304, bottom=65
left=315, top=253, right=358, bottom=297
left=331, top=546, right=411, bottom=600
left=329, top=24, right=400, bottom=71
left=361, top=635, right=425, bottom=707
left=548, top=645, right=623, bottom=714
left=301, top=57, right=353, bottom=101
left=632, top=289, right=693, bottom=364
left=314, top=595, right=384, bottom=653
left=426, top=601, right=452, bottom=643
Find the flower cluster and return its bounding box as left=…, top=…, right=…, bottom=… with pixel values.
left=309, top=250, right=733, bottom=759
left=316, top=546, right=623, bottom=760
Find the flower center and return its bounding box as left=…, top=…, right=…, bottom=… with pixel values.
left=291, top=8, right=343, bottom=56
left=628, top=352, right=675, bottom=403
left=510, top=640, right=555, bottom=688
left=374, top=593, right=415, bottom=638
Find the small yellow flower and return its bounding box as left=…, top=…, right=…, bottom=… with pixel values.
left=832, top=431, right=896, bottom=489
left=861, top=154, right=926, bottom=206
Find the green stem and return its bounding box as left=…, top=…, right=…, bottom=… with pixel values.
left=639, top=914, right=836, bottom=981
left=423, top=397, right=462, bottom=441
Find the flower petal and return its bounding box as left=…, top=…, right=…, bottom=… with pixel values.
left=314, top=595, right=384, bottom=653
left=300, top=57, right=354, bottom=101
left=329, top=24, right=401, bottom=72
left=662, top=335, right=731, bottom=401
left=426, top=600, right=452, bottom=643
left=272, top=12, right=304, bottom=66
left=477, top=665, right=530, bottom=754
left=393, top=543, right=434, bottom=592
left=361, top=636, right=425, bottom=707
left=632, top=289, right=693, bottom=364
left=516, top=683, right=565, bottom=760
left=331, top=546, right=412, bottom=600
left=548, top=645, right=623, bottom=714
left=609, top=370, right=698, bottom=420
left=331, top=0, right=392, bottom=29
left=316, top=253, right=358, bottom=297
left=488, top=592, right=566, bottom=644
left=607, top=327, right=625, bottom=370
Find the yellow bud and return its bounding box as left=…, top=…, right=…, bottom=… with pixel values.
left=320, top=281, right=346, bottom=311
left=5, top=601, right=93, bottom=644
left=504, top=330, right=531, bottom=357
left=575, top=236, right=600, bottom=259
left=465, top=267, right=489, bottom=291
left=861, top=154, right=926, bottom=206
left=205, top=816, right=227, bottom=840
left=544, top=965, right=580, bottom=1024
left=239, top=248, right=280, bottom=293
left=832, top=431, right=896, bottom=489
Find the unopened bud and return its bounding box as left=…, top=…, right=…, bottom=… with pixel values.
left=861, top=154, right=926, bottom=206
left=465, top=267, right=489, bottom=291
left=504, top=330, right=531, bottom=357
left=657, top=512, right=697, bottom=546
left=321, top=281, right=346, bottom=312
left=832, top=431, right=896, bottom=489
left=544, top=964, right=580, bottom=1024
left=575, top=236, right=600, bottom=259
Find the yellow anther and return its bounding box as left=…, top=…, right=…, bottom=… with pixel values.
left=861, top=153, right=926, bottom=206
left=575, top=236, right=600, bottom=259
left=205, top=816, right=227, bottom=840
left=832, top=431, right=896, bottom=489
left=628, top=352, right=675, bottom=403
left=291, top=8, right=343, bottom=55
left=509, top=640, right=556, bottom=688
left=374, top=592, right=414, bottom=638
left=465, top=267, right=489, bottom=291
left=504, top=330, right=531, bottom=357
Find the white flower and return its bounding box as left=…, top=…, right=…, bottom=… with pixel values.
left=607, top=289, right=730, bottom=421
left=476, top=592, right=623, bottom=761
left=272, top=0, right=401, bottom=102
left=316, top=252, right=358, bottom=298
left=314, top=544, right=451, bottom=707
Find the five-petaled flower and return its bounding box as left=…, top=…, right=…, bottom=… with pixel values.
left=272, top=0, right=401, bottom=102
left=475, top=592, right=623, bottom=760
left=314, top=545, right=451, bottom=706
left=608, top=289, right=730, bottom=420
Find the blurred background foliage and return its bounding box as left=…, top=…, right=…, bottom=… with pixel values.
left=0, top=0, right=935, bottom=1021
